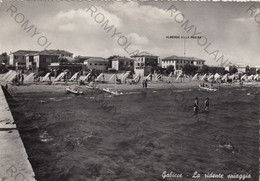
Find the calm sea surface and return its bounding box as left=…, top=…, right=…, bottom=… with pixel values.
left=8, top=86, right=259, bottom=181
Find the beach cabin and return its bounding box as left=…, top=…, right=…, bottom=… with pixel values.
left=48, top=62, right=82, bottom=76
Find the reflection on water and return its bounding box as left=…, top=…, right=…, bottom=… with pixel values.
left=7, top=87, right=259, bottom=181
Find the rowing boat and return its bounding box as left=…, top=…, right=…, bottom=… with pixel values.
left=66, top=87, right=84, bottom=95
left=199, top=85, right=217, bottom=92
left=102, top=88, right=122, bottom=95
left=86, top=85, right=95, bottom=89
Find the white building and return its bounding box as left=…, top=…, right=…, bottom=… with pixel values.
left=83, top=57, right=109, bottom=71
left=130, top=51, right=160, bottom=76
left=162, top=55, right=205, bottom=70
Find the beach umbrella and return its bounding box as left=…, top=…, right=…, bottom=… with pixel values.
left=192, top=73, right=198, bottom=80
left=229, top=74, right=235, bottom=79
left=247, top=75, right=254, bottom=80
left=109, top=74, right=116, bottom=82
left=175, top=73, right=182, bottom=81
left=145, top=73, right=151, bottom=80
left=254, top=74, right=259, bottom=80
left=207, top=75, right=214, bottom=80
left=214, top=73, right=220, bottom=79
left=166, top=72, right=173, bottom=82
left=201, top=74, right=206, bottom=81
left=241, top=74, right=247, bottom=80
left=118, top=73, right=124, bottom=79
left=221, top=74, right=228, bottom=81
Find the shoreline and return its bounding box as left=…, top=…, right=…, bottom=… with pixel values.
left=1, top=80, right=259, bottom=95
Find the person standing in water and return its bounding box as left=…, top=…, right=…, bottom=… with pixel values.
left=205, top=98, right=209, bottom=111
left=194, top=97, right=199, bottom=112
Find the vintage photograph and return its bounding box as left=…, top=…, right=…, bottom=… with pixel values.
left=0, top=1, right=259, bottom=181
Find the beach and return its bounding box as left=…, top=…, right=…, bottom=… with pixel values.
left=1, top=73, right=259, bottom=181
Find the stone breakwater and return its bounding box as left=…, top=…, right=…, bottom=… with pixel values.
left=0, top=86, right=36, bottom=181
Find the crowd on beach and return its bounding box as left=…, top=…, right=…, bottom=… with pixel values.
left=12, top=72, right=24, bottom=85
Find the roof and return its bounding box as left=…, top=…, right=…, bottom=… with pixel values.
left=162, top=55, right=205, bottom=61
left=130, top=51, right=158, bottom=58
left=38, top=49, right=73, bottom=55
left=112, top=56, right=134, bottom=61
left=85, top=57, right=108, bottom=62
left=11, top=50, right=39, bottom=55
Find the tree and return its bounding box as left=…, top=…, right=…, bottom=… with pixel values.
left=153, top=66, right=164, bottom=74
left=166, top=65, right=174, bottom=74
left=182, top=64, right=198, bottom=75
left=230, top=66, right=238, bottom=74
left=1, top=53, right=8, bottom=64
left=201, top=65, right=209, bottom=74
left=107, top=55, right=119, bottom=68
left=58, top=57, right=69, bottom=63
left=245, top=65, right=250, bottom=75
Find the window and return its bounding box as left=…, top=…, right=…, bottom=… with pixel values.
left=176, top=65, right=179, bottom=69
left=95, top=63, right=97, bottom=65
left=100, top=64, right=103, bottom=65
left=176, top=60, right=179, bottom=63
left=90, top=63, right=92, bottom=65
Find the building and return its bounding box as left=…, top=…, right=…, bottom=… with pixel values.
left=83, top=57, right=109, bottom=71
left=33, top=49, right=73, bottom=73
left=130, top=51, right=160, bottom=68
left=9, top=50, right=39, bottom=69
left=130, top=51, right=160, bottom=76
left=111, top=56, right=134, bottom=71
left=162, top=55, right=205, bottom=71
left=236, top=65, right=247, bottom=73
left=25, top=54, right=37, bottom=70
left=249, top=67, right=256, bottom=75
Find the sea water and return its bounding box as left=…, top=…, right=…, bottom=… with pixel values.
left=8, top=86, right=259, bottom=181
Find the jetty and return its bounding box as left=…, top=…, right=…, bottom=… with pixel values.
left=0, top=86, right=36, bottom=181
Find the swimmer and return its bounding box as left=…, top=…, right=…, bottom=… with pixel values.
left=194, top=97, right=199, bottom=112
left=205, top=98, right=209, bottom=111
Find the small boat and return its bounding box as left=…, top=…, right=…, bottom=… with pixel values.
left=85, top=85, right=95, bottom=89
left=199, top=85, right=217, bottom=92
left=102, top=88, right=122, bottom=95
left=66, top=87, right=84, bottom=95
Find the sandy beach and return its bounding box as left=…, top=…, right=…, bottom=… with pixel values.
left=1, top=73, right=259, bottom=95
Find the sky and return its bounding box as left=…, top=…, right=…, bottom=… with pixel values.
left=0, top=1, right=259, bottom=67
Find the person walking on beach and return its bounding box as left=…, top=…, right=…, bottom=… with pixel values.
left=204, top=98, right=209, bottom=111
left=145, top=79, right=148, bottom=88
left=194, top=97, right=199, bottom=112
left=21, top=73, right=24, bottom=84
